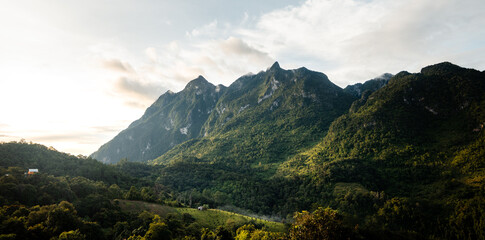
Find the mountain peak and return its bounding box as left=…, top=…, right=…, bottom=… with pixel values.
left=184, top=75, right=214, bottom=90
left=268, top=61, right=281, bottom=71
left=344, top=73, right=391, bottom=98
left=421, top=62, right=464, bottom=76
left=192, top=75, right=208, bottom=83
left=376, top=73, right=393, bottom=80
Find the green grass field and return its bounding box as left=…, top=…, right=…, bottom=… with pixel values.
left=115, top=199, right=177, bottom=216
left=115, top=200, right=285, bottom=232
left=175, top=208, right=285, bottom=232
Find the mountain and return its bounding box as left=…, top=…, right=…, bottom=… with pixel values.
left=90, top=62, right=485, bottom=238
left=92, top=62, right=357, bottom=164
left=4, top=62, right=485, bottom=239
left=91, top=75, right=226, bottom=163
left=153, top=62, right=357, bottom=167
left=283, top=62, right=485, bottom=171
left=276, top=62, right=485, bottom=236
left=343, top=73, right=392, bottom=97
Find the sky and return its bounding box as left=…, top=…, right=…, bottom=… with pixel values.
left=1, top=0, right=484, bottom=156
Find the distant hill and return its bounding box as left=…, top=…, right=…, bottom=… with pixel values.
left=276, top=62, right=485, bottom=236
left=343, top=73, right=392, bottom=98
left=281, top=62, right=485, bottom=178
left=0, top=141, right=132, bottom=185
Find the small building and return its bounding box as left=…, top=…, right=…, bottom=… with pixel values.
left=28, top=169, right=39, bottom=175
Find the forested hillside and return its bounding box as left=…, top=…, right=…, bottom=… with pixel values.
left=93, top=62, right=485, bottom=239
left=93, top=62, right=357, bottom=164
left=153, top=62, right=356, bottom=166
left=278, top=62, right=485, bottom=238
left=91, top=76, right=226, bottom=163
left=0, top=142, right=290, bottom=239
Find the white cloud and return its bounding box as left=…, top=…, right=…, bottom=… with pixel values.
left=237, top=0, right=485, bottom=86
left=90, top=36, right=269, bottom=108
left=186, top=20, right=219, bottom=37
left=102, top=59, right=135, bottom=73
left=123, top=37, right=275, bottom=92
left=142, top=0, right=485, bottom=89
left=145, top=47, right=158, bottom=63
left=114, top=76, right=166, bottom=102
left=241, top=12, right=249, bottom=25
left=89, top=42, right=172, bottom=108
left=219, top=37, right=271, bottom=60
left=114, top=0, right=485, bottom=96
left=195, top=37, right=275, bottom=75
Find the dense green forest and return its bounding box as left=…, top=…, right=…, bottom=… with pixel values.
left=0, top=142, right=292, bottom=239
left=1, top=62, right=485, bottom=239
left=143, top=63, right=484, bottom=239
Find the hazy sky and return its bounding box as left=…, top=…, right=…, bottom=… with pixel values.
left=1, top=0, right=484, bottom=155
